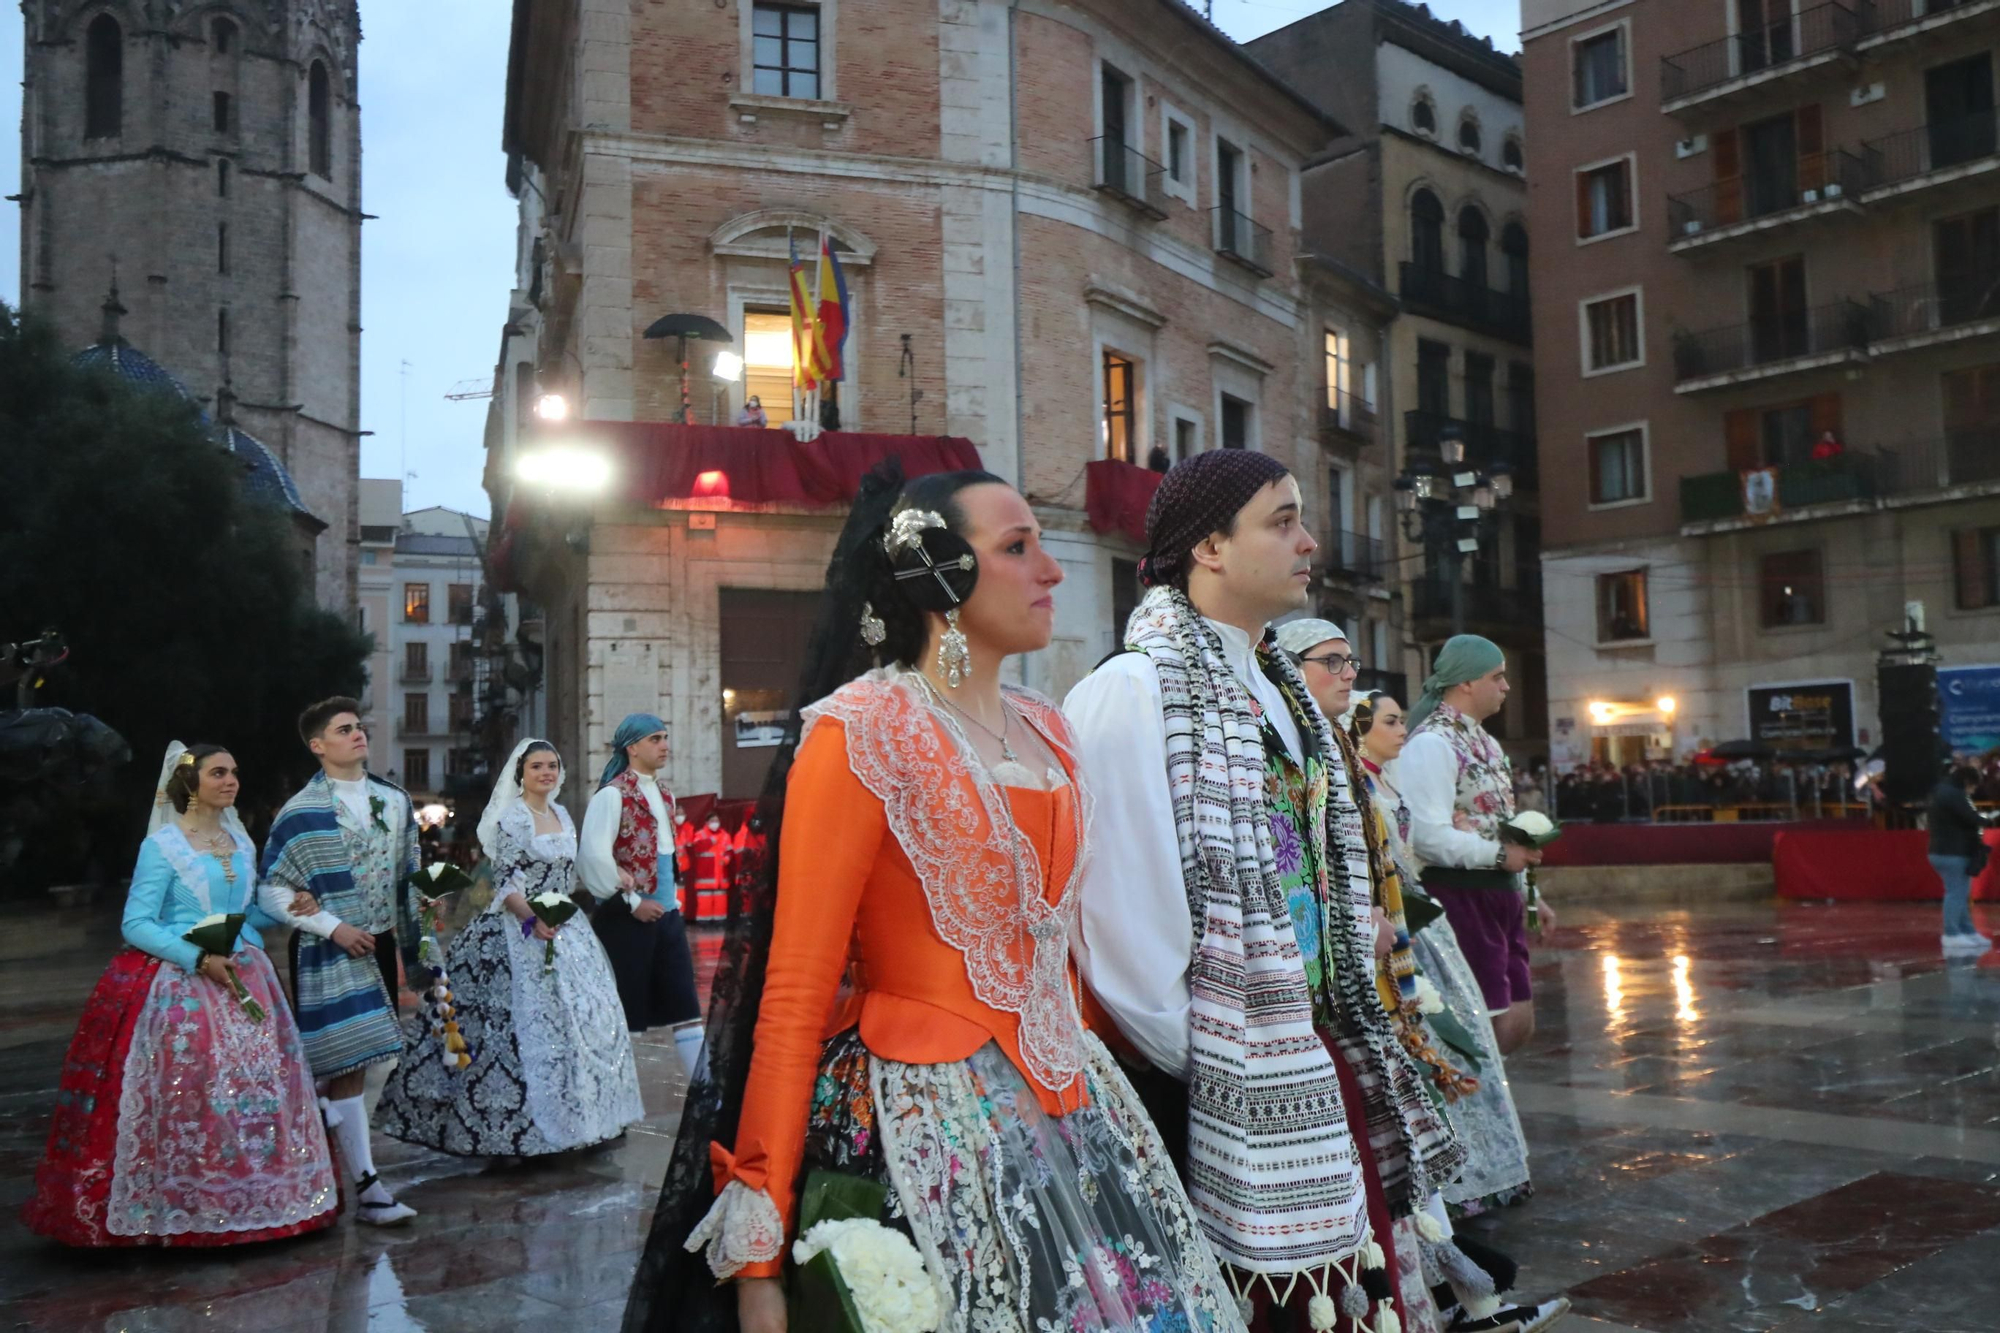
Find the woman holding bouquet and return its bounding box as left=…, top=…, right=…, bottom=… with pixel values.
left=376, top=740, right=643, bottom=1157
left=627, top=464, right=1238, bottom=1333
left=21, top=743, right=340, bottom=1247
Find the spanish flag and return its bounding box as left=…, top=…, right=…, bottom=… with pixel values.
left=811, top=234, right=851, bottom=383
left=788, top=234, right=819, bottom=392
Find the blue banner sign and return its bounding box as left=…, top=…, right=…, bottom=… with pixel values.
left=1939, top=665, right=2000, bottom=754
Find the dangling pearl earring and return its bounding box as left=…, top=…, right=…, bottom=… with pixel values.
left=937, top=609, right=972, bottom=688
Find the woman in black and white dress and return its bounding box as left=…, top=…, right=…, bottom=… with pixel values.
left=377, top=740, right=644, bottom=1157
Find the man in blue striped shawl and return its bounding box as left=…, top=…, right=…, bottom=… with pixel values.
left=261, top=696, right=430, bottom=1226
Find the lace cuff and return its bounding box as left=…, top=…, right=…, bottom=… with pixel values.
left=683, top=1142, right=785, bottom=1280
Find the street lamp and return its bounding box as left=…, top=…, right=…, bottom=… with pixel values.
left=1395, top=422, right=1515, bottom=637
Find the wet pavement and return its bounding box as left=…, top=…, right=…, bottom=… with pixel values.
left=3, top=898, right=1999, bottom=1331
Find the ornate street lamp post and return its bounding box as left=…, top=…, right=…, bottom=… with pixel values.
left=1393, top=424, right=1513, bottom=638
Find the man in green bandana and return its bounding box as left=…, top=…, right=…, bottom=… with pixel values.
left=1402, top=637, right=1553, bottom=1056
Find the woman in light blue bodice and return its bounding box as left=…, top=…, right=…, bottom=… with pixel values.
left=22, top=742, right=340, bottom=1249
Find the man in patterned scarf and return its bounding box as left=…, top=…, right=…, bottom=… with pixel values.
left=1067, top=451, right=1462, bottom=1333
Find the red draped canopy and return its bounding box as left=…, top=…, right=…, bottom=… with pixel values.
left=1085, top=459, right=1162, bottom=547
left=575, top=422, right=983, bottom=508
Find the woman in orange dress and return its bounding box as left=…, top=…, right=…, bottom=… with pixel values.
left=626, top=464, right=1239, bottom=1333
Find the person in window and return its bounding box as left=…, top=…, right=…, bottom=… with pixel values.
left=736, top=396, right=768, bottom=428
left=1810, top=430, right=1844, bottom=462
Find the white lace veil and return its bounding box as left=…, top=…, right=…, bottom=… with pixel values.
left=146, top=740, right=250, bottom=842
left=477, top=738, right=566, bottom=859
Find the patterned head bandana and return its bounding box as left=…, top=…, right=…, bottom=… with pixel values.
left=599, top=713, right=669, bottom=790
left=1406, top=635, right=1504, bottom=731
left=1140, top=449, right=1291, bottom=588
left=1273, top=617, right=1349, bottom=659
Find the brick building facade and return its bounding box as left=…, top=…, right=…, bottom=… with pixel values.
left=17, top=0, right=364, bottom=611
left=1523, top=0, right=2000, bottom=767
left=491, top=0, right=1377, bottom=801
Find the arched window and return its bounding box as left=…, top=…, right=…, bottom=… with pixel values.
left=1503, top=136, right=1524, bottom=172
left=84, top=14, right=122, bottom=139
left=1412, top=96, right=1436, bottom=134
left=1502, top=222, right=1530, bottom=298
left=213, top=17, right=237, bottom=54
left=308, top=62, right=332, bottom=178
left=1411, top=189, right=1444, bottom=272
left=1458, top=115, right=1481, bottom=154
left=1458, top=206, right=1490, bottom=289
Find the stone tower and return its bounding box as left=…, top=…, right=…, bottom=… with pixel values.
left=18, top=1, right=363, bottom=610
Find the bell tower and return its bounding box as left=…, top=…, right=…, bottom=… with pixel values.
left=19, top=1, right=365, bottom=610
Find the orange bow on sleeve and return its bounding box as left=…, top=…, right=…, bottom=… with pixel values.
left=708, top=1139, right=770, bottom=1196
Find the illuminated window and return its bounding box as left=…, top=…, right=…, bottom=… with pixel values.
left=403, top=583, right=430, bottom=623
left=741, top=308, right=798, bottom=427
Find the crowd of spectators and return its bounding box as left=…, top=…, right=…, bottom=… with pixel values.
left=1544, top=759, right=1867, bottom=823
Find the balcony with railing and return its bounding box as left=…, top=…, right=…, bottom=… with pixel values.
left=1678, top=431, right=2000, bottom=528
left=1322, top=530, right=1389, bottom=583
left=1861, top=108, right=2000, bottom=201
left=1660, top=2, right=1861, bottom=113
left=1089, top=137, right=1168, bottom=220
left=398, top=662, right=433, bottom=684
left=1666, top=149, right=1869, bottom=252
left=1397, top=262, right=1532, bottom=343
left=1857, top=0, right=2000, bottom=52
left=1404, top=410, right=1540, bottom=487
left=1870, top=276, right=2000, bottom=354
left=1319, top=385, right=1378, bottom=445
left=1409, top=576, right=1544, bottom=631
left=1212, top=206, right=1274, bottom=278
left=1671, top=299, right=1872, bottom=391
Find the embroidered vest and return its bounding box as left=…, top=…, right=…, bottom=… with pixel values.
left=1411, top=703, right=1515, bottom=841
left=335, top=785, right=397, bottom=933
left=610, top=769, right=672, bottom=900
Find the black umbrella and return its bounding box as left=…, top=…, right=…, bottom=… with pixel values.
left=643, top=314, right=734, bottom=425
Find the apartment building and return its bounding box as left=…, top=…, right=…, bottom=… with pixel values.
left=490, top=0, right=1348, bottom=800
left=1251, top=0, right=1547, bottom=751
left=387, top=507, right=490, bottom=805
left=1524, top=0, right=2000, bottom=766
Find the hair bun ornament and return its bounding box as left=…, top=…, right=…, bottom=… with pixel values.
left=883, top=504, right=978, bottom=613
left=176, top=753, right=197, bottom=769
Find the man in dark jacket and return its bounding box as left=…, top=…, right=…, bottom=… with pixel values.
left=1928, top=765, right=1991, bottom=953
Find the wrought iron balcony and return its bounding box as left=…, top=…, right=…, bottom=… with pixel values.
left=1403, top=410, right=1539, bottom=487
left=1671, top=299, right=1872, bottom=389
left=1089, top=136, right=1168, bottom=220
left=1857, top=0, right=2000, bottom=51
left=1318, top=385, right=1378, bottom=444
left=398, top=663, right=433, bottom=684
left=1870, top=276, right=2000, bottom=351
left=1212, top=206, right=1274, bottom=277
left=1862, top=108, right=2000, bottom=198
left=1666, top=149, right=1869, bottom=250
left=1678, top=432, right=2000, bottom=527
left=1660, top=2, right=1861, bottom=111
left=1397, top=262, right=1532, bottom=343
left=1322, top=531, right=1389, bottom=582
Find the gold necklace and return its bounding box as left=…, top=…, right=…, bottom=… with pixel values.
left=182, top=818, right=237, bottom=885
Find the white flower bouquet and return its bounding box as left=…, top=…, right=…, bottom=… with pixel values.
left=183, top=913, right=265, bottom=1023
left=527, top=890, right=579, bottom=970
left=1498, top=811, right=1562, bottom=932
left=791, top=1218, right=942, bottom=1333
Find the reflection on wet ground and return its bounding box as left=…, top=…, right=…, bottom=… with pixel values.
left=4, top=900, right=2000, bottom=1330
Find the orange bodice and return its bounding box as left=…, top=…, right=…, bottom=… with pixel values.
left=723, top=715, right=1085, bottom=1277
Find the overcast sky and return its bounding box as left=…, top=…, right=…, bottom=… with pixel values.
left=0, top=1, right=1519, bottom=520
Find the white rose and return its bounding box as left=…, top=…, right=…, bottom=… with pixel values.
left=794, top=1219, right=941, bottom=1333
left=1507, top=810, right=1556, bottom=840
left=1413, top=975, right=1445, bottom=1015
left=426, top=862, right=450, bottom=882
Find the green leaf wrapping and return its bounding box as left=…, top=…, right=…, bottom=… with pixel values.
left=788, top=1249, right=869, bottom=1333
left=797, top=1170, right=888, bottom=1231
left=181, top=913, right=247, bottom=957
left=1426, top=1010, right=1487, bottom=1071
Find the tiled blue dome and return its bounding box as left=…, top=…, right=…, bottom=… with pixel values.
left=73, top=336, right=323, bottom=530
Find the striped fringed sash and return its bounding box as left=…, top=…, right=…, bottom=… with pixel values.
left=1124, top=586, right=1378, bottom=1314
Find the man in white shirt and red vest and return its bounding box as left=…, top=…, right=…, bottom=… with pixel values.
left=578, top=713, right=705, bottom=1078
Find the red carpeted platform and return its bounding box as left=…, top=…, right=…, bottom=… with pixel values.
left=1773, top=827, right=2000, bottom=901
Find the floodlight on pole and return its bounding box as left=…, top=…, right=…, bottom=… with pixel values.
left=711, top=349, right=744, bottom=382
left=534, top=392, right=570, bottom=422
left=516, top=445, right=612, bottom=492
